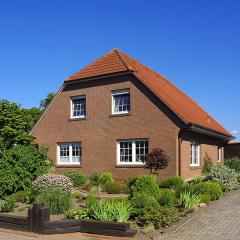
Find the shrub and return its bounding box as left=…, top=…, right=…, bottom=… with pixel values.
left=65, top=170, right=87, bottom=187
left=89, top=200, right=132, bottom=222
left=143, top=148, right=169, bottom=175
left=209, top=165, right=238, bottom=190
left=0, top=145, right=52, bottom=197
left=225, top=157, right=240, bottom=173
left=201, top=153, right=213, bottom=175
left=130, top=175, right=160, bottom=198
left=71, top=192, right=81, bottom=199
left=199, top=193, right=211, bottom=204
left=175, top=183, right=194, bottom=198
left=65, top=208, right=89, bottom=220
left=89, top=173, right=101, bottom=189
left=32, top=174, right=72, bottom=194
left=158, top=189, right=175, bottom=207
left=103, top=182, right=128, bottom=194
left=179, top=191, right=200, bottom=209
left=187, top=176, right=205, bottom=184
left=124, top=176, right=137, bottom=190
left=1, top=197, right=16, bottom=212
left=159, top=176, right=185, bottom=189
left=35, top=188, right=72, bottom=214
left=9, top=190, right=31, bottom=203
left=193, top=181, right=223, bottom=200
left=130, top=193, right=159, bottom=217
left=137, top=207, right=180, bottom=229
left=99, top=172, right=113, bottom=185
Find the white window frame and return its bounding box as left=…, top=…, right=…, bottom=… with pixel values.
left=217, top=146, right=221, bottom=162
left=57, top=142, right=81, bottom=165
left=116, top=139, right=148, bottom=165
left=112, top=89, right=130, bottom=115
left=70, top=95, right=86, bottom=119
left=190, top=142, right=200, bottom=167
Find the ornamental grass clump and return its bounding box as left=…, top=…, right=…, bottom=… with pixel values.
left=32, top=174, right=72, bottom=194
left=179, top=191, right=200, bottom=209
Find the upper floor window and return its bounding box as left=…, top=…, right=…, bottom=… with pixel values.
left=190, top=142, right=200, bottom=166
left=117, top=139, right=148, bottom=165
left=112, top=89, right=130, bottom=115
left=71, top=96, right=86, bottom=118
left=217, top=146, right=221, bottom=162
left=58, top=142, right=81, bottom=165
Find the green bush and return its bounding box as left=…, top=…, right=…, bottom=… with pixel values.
left=65, top=208, right=89, bottom=220
left=124, top=176, right=137, bottom=190
left=179, top=191, right=200, bottom=209
left=0, top=145, right=52, bottom=197
left=130, top=193, right=159, bottom=217
left=209, top=165, right=238, bottom=190
left=137, top=207, right=180, bottom=229
left=199, top=193, right=211, bottom=204
left=99, top=172, right=113, bottom=185
left=225, top=157, right=240, bottom=173
left=32, top=174, right=72, bottom=194
left=187, top=176, right=205, bottom=184
left=175, top=183, right=194, bottom=198
left=9, top=190, right=31, bottom=203
left=103, top=182, right=128, bottom=194
left=65, top=170, right=87, bottom=187
left=86, top=195, right=97, bottom=208
left=1, top=197, right=16, bottom=213
left=201, top=153, right=213, bottom=175
left=193, top=181, right=223, bottom=200
left=159, top=176, right=185, bottom=189
left=158, top=189, right=175, bottom=207
left=130, top=175, right=160, bottom=198
left=35, top=188, right=72, bottom=214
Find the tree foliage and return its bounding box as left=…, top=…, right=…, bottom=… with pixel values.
left=0, top=100, right=42, bottom=149
left=143, top=148, right=169, bottom=175
left=40, top=92, right=55, bottom=110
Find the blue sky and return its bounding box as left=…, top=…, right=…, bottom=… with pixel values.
left=0, top=0, right=239, bottom=139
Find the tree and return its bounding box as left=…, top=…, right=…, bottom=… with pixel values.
left=143, top=148, right=169, bottom=175
left=0, top=100, right=40, bottom=149
left=40, top=92, right=55, bottom=110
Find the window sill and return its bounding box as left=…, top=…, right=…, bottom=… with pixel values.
left=190, top=165, right=201, bottom=170
left=116, top=164, right=145, bottom=168
left=56, top=164, right=82, bottom=168
left=110, top=113, right=131, bottom=118
left=68, top=117, right=86, bottom=121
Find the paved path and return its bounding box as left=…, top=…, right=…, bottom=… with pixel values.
left=1, top=190, right=240, bottom=240
left=157, top=189, right=240, bottom=240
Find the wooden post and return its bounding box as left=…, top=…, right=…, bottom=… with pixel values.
left=37, top=207, right=50, bottom=233
left=31, top=203, right=44, bottom=233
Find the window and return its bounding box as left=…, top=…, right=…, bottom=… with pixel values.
left=58, top=143, right=81, bottom=165
left=71, top=96, right=86, bottom=118
left=190, top=142, right=200, bottom=166
left=117, top=139, right=148, bottom=165
left=217, top=147, right=221, bottom=162
left=112, top=89, right=130, bottom=114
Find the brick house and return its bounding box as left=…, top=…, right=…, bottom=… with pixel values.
left=31, top=49, right=233, bottom=180
left=225, top=142, right=240, bottom=159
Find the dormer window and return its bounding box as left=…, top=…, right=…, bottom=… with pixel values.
left=112, top=89, right=130, bottom=115
left=71, top=96, right=86, bottom=118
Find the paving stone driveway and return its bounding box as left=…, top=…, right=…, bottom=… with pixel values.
left=1, top=190, right=240, bottom=240
left=157, top=189, right=240, bottom=240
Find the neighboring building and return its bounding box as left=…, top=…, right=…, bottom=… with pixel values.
left=225, top=142, right=240, bottom=159
left=31, top=49, right=233, bottom=180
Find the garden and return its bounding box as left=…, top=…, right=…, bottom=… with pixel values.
left=0, top=144, right=240, bottom=237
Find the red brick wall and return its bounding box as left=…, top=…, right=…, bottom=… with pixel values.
left=224, top=143, right=240, bottom=159
left=180, top=131, right=224, bottom=179
left=31, top=75, right=181, bottom=180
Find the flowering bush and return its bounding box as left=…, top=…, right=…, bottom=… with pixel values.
left=32, top=174, right=72, bottom=194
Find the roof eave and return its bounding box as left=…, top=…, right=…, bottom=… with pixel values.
left=188, top=124, right=234, bottom=141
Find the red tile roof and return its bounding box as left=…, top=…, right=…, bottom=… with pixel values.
left=65, top=49, right=232, bottom=137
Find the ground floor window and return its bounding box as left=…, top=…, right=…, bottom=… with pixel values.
left=117, top=139, right=148, bottom=165
left=57, top=142, right=81, bottom=165
left=190, top=142, right=200, bottom=166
